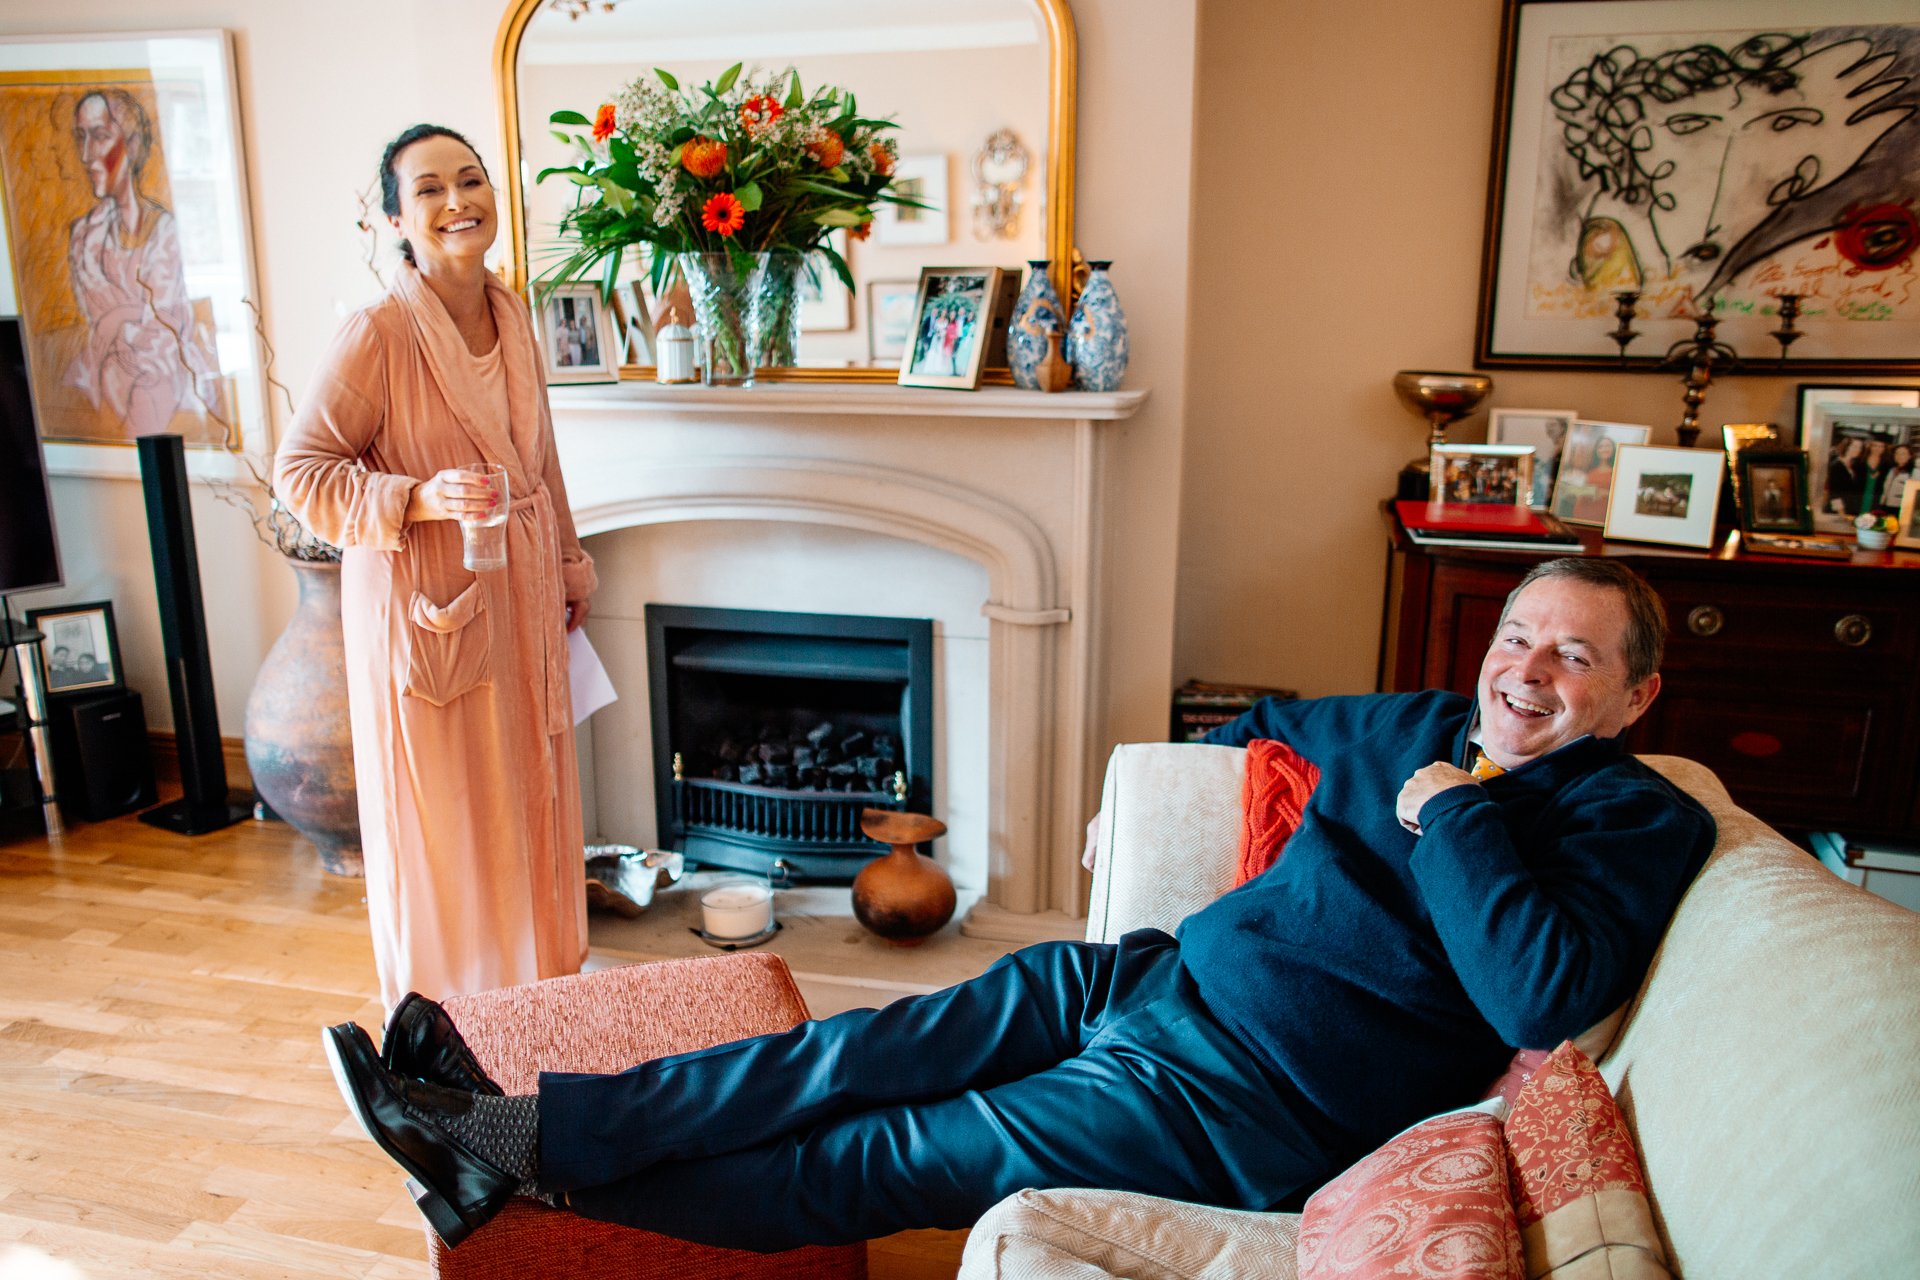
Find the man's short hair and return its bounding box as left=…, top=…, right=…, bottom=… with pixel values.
left=1497, top=558, right=1666, bottom=686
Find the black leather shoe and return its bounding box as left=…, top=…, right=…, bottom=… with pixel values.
left=382, top=992, right=504, bottom=1096
left=324, top=1021, right=514, bottom=1248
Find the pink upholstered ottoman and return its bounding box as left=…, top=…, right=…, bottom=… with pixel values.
left=427, top=953, right=868, bottom=1280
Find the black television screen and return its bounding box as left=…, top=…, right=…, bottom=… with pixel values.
left=0, top=316, right=60, bottom=595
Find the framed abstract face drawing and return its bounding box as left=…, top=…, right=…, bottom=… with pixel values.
left=1477, top=1, right=1920, bottom=374
left=0, top=31, right=265, bottom=478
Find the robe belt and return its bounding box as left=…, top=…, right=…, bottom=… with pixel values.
left=506, top=483, right=572, bottom=739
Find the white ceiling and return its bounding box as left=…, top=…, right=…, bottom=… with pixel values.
left=519, top=0, right=1042, bottom=65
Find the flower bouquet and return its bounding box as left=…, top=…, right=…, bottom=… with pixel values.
left=539, top=63, right=922, bottom=379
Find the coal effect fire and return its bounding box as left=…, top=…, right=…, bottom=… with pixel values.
left=700, top=721, right=901, bottom=794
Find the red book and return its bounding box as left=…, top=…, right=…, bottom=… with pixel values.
left=1395, top=501, right=1580, bottom=543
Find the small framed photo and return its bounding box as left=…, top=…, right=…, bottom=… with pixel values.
left=867, top=280, right=920, bottom=363
left=1431, top=444, right=1534, bottom=507
left=534, top=283, right=620, bottom=384
left=1549, top=420, right=1653, bottom=526
left=1898, top=485, right=1920, bottom=551
left=1805, top=404, right=1920, bottom=533
left=1736, top=450, right=1813, bottom=536
left=874, top=154, right=948, bottom=247
left=800, top=231, right=853, bottom=333
left=1603, top=445, right=1724, bottom=549
left=1488, top=409, right=1576, bottom=508
left=898, top=267, right=1007, bottom=390
left=23, top=601, right=122, bottom=695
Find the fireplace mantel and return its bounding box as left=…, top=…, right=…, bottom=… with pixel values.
left=551, top=381, right=1148, bottom=944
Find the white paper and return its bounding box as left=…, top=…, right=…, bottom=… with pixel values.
left=567, top=627, right=618, bottom=725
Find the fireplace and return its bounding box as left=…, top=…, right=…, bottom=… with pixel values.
left=646, top=604, right=935, bottom=880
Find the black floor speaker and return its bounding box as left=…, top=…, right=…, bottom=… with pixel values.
left=136, top=434, right=252, bottom=835
left=49, top=688, right=158, bottom=823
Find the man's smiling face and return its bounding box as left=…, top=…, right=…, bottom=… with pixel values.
left=1477, top=576, right=1661, bottom=768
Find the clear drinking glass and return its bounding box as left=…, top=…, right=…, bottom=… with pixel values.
left=459, top=463, right=509, bottom=571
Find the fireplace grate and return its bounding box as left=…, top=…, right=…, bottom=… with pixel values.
left=672, top=776, right=905, bottom=849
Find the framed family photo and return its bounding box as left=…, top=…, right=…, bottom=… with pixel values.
left=0, top=31, right=267, bottom=480
left=1488, top=408, right=1576, bottom=507
left=534, top=282, right=618, bottom=385
left=1898, top=484, right=1920, bottom=550
left=1431, top=443, right=1534, bottom=507
left=1736, top=450, right=1814, bottom=536
left=1548, top=420, right=1652, bottom=526
left=1476, top=1, right=1920, bottom=374
left=897, top=267, right=1008, bottom=390
left=1805, top=405, right=1920, bottom=533
left=1603, top=445, right=1724, bottom=549
left=23, top=600, right=121, bottom=695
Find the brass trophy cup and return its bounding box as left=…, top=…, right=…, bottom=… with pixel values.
left=1393, top=371, right=1493, bottom=501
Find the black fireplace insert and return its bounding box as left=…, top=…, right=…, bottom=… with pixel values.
left=645, top=604, right=934, bottom=880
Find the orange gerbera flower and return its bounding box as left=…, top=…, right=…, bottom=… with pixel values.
left=740, top=94, right=785, bottom=135
left=806, top=129, right=845, bottom=168
left=702, top=192, right=746, bottom=237
left=592, top=103, right=617, bottom=142
left=849, top=220, right=872, bottom=242
left=682, top=136, right=728, bottom=178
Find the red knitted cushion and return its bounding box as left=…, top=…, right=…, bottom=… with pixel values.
left=1236, top=738, right=1321, bottom=886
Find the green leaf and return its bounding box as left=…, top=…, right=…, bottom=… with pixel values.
left=595, top=176, right=634, bottom=214
left=562, top=171, right=598, bottom=186
left=815, top=207, right=868, bottom=227
left=608, top=135, right=635, bottom=164
left=785, top=70, right=804, bottom=108
left=550, top=109, right=592, bottom=126
left=551, top=130, right=574, bottom=145
left=734, top=181, right=763, bottom=212
left=535, top=165, right=586, bottom=185
left=670, top=126, right=696, bottom=145
left=655, top=67, right=680, bottom=90
left=819, top=241, right=855, bottom=294
left=825, top=165, right=849, bottom=183
left=714, top=62, right=743, bottom=95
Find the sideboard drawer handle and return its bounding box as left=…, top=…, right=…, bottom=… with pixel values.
left=1835, top=614, right=1873, bottom=647
left=1686, top=605, right=1724, bottom=638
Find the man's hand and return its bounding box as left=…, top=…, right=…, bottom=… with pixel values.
left=1081, top=810, right=1103, bottom=872
left=1396, top=763, right=1479, bottom=835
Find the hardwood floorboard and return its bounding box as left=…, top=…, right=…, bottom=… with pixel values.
left=0, top=809, right=968, bottom=1279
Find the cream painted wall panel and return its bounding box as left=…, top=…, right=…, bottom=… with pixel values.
left=1175, top=0, right=1866, bottom=701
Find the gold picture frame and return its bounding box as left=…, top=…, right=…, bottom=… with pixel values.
left=896, top=267, right=1012, bottom=391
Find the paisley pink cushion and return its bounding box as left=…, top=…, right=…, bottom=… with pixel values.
left=1298, top=1109, right=1523, bottom=1279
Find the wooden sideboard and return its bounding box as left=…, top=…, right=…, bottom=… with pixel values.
left=1378, top=506, right=1920, bottom=839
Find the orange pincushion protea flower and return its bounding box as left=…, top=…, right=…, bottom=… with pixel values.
left=849, top=221, right=872, bottom=242
left=740, top=94, right=785, bottom=135
left=702, top=192, right=747, bottom=237
left=805, top=128, right=845, bottom=168
left=867, top=141, right=895, bottom=176
left=592, top=104, right=617, bottom=142
left=681, top=136, right=728, bottom=178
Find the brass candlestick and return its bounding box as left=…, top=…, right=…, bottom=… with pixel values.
left=1770, top=294, right=1805, bottom=363
left=1661, top=304, right=1738, bottom=450
left=1609, top=290, right=1642, bottom=360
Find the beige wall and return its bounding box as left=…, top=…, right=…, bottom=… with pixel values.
left=0, top=0, right=1199, bottom=809
left=1175, top=0, right=1886, bottom=700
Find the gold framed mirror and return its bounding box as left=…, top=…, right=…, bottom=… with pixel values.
left=491, top=0, right=1077, bottom=384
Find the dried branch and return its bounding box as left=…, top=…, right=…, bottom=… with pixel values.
left=356, top=182, right=389, bottom=290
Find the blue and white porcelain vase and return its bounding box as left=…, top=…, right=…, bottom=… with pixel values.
left=1008, top=260, right=1065, bottom=391
left=1066, top=260, right=1128, bottom=392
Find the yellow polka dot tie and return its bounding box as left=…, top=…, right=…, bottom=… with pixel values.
left=1470, top=751, right=1507, bottom=781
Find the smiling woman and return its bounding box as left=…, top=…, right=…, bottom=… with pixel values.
left=271, top=124, right=601, bottom=1011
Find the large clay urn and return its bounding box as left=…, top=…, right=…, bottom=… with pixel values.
left=245, top=558, right=363, bottom=876
left=852, top=809, right=955, bottom=945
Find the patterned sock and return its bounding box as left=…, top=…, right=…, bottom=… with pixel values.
left=436, top=1092, right=557, bottom=1204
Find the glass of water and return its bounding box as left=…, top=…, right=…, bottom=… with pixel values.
left=459, top=463, right=509, bottom=571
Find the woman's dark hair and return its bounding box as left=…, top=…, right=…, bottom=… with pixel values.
left=379, top=124, right=489, bottom=265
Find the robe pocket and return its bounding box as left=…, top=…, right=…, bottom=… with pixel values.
left=403, top=582, right=492, bottom=705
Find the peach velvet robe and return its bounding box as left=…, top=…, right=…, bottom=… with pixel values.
left=275, top=265, right=597, bottom=1009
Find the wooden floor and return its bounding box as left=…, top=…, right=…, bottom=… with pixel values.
left=0, top=804, right=966, bottom=1279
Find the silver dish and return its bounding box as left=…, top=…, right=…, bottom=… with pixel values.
left=583, top=845, right=685, bottom=912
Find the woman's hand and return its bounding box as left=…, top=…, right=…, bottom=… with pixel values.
left=406, top=468, right=499, bottom=523
left=566, top=597, right=592, bottom=632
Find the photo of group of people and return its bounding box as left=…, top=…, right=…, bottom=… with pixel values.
left=1820, top=426, right=1918, bottom=520
left=1432, top=446, right=1533, bottom=505
left=907, top=275, right=985, bottom=378
left=546, top=295, right=603, bottom=369
left=25, top=602, right=120, bottom=695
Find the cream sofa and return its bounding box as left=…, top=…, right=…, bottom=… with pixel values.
left=959, top=745, right=1920, bottom=1280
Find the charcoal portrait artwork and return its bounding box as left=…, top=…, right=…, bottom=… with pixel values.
left=1634, top=473, right=1692, bottom=519
left=0, top=76, right=230, bottom=444
left=1485, top=9, right=1920, bottom=367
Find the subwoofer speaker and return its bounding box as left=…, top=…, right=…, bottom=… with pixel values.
left=50, top=688, right=157, bottom=823
left=137, top=434, right=253, bottom=835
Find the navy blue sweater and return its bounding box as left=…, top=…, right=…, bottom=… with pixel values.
left=1181, top=690, right=1714, bottom=1150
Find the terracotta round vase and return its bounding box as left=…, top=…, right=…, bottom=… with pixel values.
left=852, top=810, right=955, bottom=946
left=244, top=557, right=363, bottom=877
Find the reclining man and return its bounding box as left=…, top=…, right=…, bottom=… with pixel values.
left=326, top=557, right=1714, bottom=1251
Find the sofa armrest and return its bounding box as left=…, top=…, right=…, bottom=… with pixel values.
left=1086, top=743, right=1248, bottom=944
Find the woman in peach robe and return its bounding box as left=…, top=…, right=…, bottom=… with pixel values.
left=276, top=126, right=595, bottom=1008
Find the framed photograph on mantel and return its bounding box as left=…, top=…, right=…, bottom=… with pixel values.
left=1476, top=1, right=1920, bottom=374
left=1603, top=445, right=1725, bottom=550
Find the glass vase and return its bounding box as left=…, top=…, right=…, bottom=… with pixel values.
left=1008, top=260, right=1064, bottom=391
left=751, top=251, right=807, bottom=371
left=1065, top=260, right=1129, bottom=392
left=679, top=251, right=755, bottom=387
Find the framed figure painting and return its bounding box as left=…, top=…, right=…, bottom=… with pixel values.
left=0, top=31, right=266, bottom=479
left=1477, top=1, right=1920, bottom=374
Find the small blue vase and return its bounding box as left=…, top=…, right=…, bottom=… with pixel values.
left=1066, top=261, right=1128, bottom=391
left=1008, top=261, right=1064, bottom=391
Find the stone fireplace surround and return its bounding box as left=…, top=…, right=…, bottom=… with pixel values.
left=552, top=382, right=1148, bottom=942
